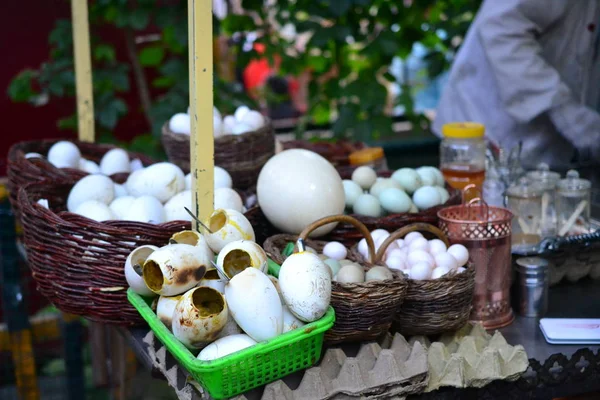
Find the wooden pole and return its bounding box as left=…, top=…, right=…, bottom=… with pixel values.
left=71, top=0, right=95, bottom=143
left=188, top=0, right=214, bottom=227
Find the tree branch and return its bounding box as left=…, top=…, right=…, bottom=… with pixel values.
left=124, top=27, right=153, bottom=129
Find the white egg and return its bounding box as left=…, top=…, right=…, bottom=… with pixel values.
left=375, top=234, right=397, bottom=254
left=79, top=159, right=101, bottom=174
left=423, top=166, right=445, bottom=187
left=130, top=158, right=144, bottom=171
left=386, top=248, right=408, bottom=262
left=351, top=166, right=377, bottom=190
left=241, top=110, right=265, bottom=130
left=323, top=259, right=341, bottom=277
left=404, top=231, right=424, bottom=245
left=366, top=266, right=394, bottom=281
left=222, top=115, right=236, bottom=135
left=322, top=242, right=347, bottom=261
left=184, top=173, right=192, bottom=190
left=385, top=256, right=407, bottom=271
left=436, top=186, right=450, bottom=204
left=126, top=162, right=185, bottom=203
left=214, top=188, right=243, bottom=213
left=395, top=239, right=405, bottom=248
left=282, top=306, right=306, bottom=332
left=109, top=196, right=135, bottom=220
left=48, top=141, right=81, bottom=169
left=198, top=334, right=257, bottom=361
left=378, top=188, right=412, bottom=213
left=37, top=199, right=49, bottom=209
left=353, top=194, right=382, bottom=217
left=213, top=114, right=224, bottom=138
left=447, top=244, right=470, bottom=267
left=370, top=179, right=403, bottom=198
left=357, top=238, right=368, bottom=259
left=124, top=245, right=158, bottom=296
left=100, top=148, right=130, bottom=176
left=434, top=252, right=459, bottom=270
left=371, top=229, right=390, bottom=241
left=407, top=250, right=434, bottom=268
left=428, top=239, right=447, bottom=255
left=391, top=168, right=422, bottom=194
left=114, top=184, right=128, bottom=198
left=169, top=113, right=191, bottom=134
left=74, top=200, right=115, bottom=222
left=408, top=237, right=429, bottom=252
left=410, top=262, right=432, bottom=280
left=234, top=105, right=251, bottom=121
left=225, top=268, right=283, bottom=341
left=412, top=186, right=443, bottom=210
left=431, top=266, right=452, bottom=279
left=416, top=167, right=437, bottom=187
left=67, top=174, right=115, bottom=212
left=215, top=166, right=233, bottom=189
left=25, top=152, right=43, bottom=159
left=156, top=294, right=181, bottom=330
left=164, top=190, right=192, bottom=221
left=336, top=264, right=365, bottom=284
left=213, top=106, right=221, bottom=120
left=343, top=180, right=363, bottom=208
left=125, top=196, right=165, bottom=224
left=232, top=122, right=252, bottom=135
left=457, top=267, right=466, bottom=274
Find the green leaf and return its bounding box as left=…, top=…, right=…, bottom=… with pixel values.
left=221, top=14, right=256, bottom=34
left=129, top=8, right=150, bottom=30
left=376, top=30, right=400, bottom=57
left=94, top=44, right=116, bottom=62
left=332, top=104, right=358, bottom=136
left=328, top=0, right=352, bottom=16
left=7, top=70, right=38, bottom=102
left=333, top=26, right=352, bottom=42
left=309, top=27, right=333, bottom=47
left=152, top=76, right=175, bottom=88
left=139, top=46, right=165, bottom=67
left=57, top=114, right=78, bottom=131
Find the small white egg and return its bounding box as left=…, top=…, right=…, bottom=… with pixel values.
left=431, top=266, right=451, bottom=279
left=353, top=194, right=382, bottom=217
left=375, top=235, right=397, bottom=254
left=48, top=141, right=81, bottom=169
left=416, top=167, right=437, bottom=187
left=232, top=123, right=252, bottom=135
left=410, top=262, right=432, bottom=280
left=366, top=266, right=394, bottom=281
left=352, top=166, right=377, bottom=190
left=37, top=199, right=49, bottom=209
left=426, top=166, right=445, bottom=187
left=213, top=114, right=224, bottom=138
left=74, top=200, right=115, bottom=222
left=215, top=166, right=233, bottom=189
left=100, top=148, right=130, bottom=176
left=434, top=252, right=459, bottom=270
left=184, top=173, right=192, bottom=190
left=407, top=250, right=434, bottom=268
left=164, top=190, right=193, bottom=221
left=447, top=244, right=470, bottom=267
left=343, top=180, right=363, bottom=208
left=125, top=196, right=165, bottom=224
left=222, top=115, right=236, bottom=135
left=109, top=196, right=135, bottom=220
left=130, top=158, right=144, bottom=171
left=408, top=237, right=429, bottom=252
left=322, top=242, right=347, bottom=261
left=234, top=105, right=250, bottom=121
left=215, top=188, right=243, bottom=213
left=241, top=110, right=264, bottom=130
left=25, top=152, right=44, bottom=159
left=395, top=239, right=405, bottom=248
left=386, top=256, right=407, bottom=271
left=404, top=231, right=424, bottom=245
left=435, top=186, right=450, bottom=204
left=79, top=159, right=101, bottom=174
left=428, top=239, right=447, bottom=255
left=371, top=229, right=390, bottom=241
left=323, top=259, right=341, bottom=277
left=67, top=174, right=115, bottom=212
left=412, top=186, right=443, bottom=210
left=370, top=179, right=403, bottom=198
left=169, top=113, right=191, bottom=134
left=457, top=267, right=466, bottom=274
left=357, top=238, right=369, bottom=259
left=114, top=184, right=128, bottom=198
left=378, top=188, right=412, bottom=213
left=391, top=168, right=422, bottom=194
left=336, top=264, right=365, bottom=284
left=213, top=106, right=221, bottom=121
left=386, top=248, right=408, bottom=262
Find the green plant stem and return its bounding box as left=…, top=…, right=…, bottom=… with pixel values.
left=125, top=27, right=154, bottom=128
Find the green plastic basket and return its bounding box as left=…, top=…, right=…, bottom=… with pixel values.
left=128, top=259, right=334, bottom=399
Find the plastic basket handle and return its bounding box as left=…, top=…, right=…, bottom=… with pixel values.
left=298, top=215, right=376, bottom=263
left=376, top=222, right=451, bottom=263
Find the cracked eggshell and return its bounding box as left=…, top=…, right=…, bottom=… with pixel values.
left=100, top=148, right=130, bottom=176
left=170, top=230, right=214, bottom=259
left=126, top=162, right=185, bottom=203
left=279, top=252, right=331, bottom=323
left=67, top=174, right=115, bottom=212
left=204, top=209, right=255, bottom=253
left=198, top=334, right=256, bottom=361
left=225, top=268, right=283, bottom=342
left=216, top=240, right=267, bottom=279
left=48, top=141, right=81, bottom=168
left=125, top=245, right=158, bottom=296
left=109, top=196, right=135, bottom=220
left=142, top=243, right=210, bottom=296
left=164, top=190, right=192, bottom=222
left=172, top=287, right=228, bottom=349
left=282, top=306, right=306, bottom=333
left=156, top=294, right=182, bottom=330
left=214, top=188, right=243, bottom=213
left=125, top=196, right=165, bottom=224
left=198, top=268, right=227, bottom=293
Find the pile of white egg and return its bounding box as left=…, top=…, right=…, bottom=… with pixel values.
left=125, top=209, right=331, bottom=361
left=344, top=165, right=450, bottom=218
left=356, top=229, right=469, bottom=280
left=169, top=105, right=265, bottom=138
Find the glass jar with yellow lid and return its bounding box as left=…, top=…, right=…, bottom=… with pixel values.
left=440, top=122, right=487, bottom=190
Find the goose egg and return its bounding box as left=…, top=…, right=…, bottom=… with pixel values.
left=100, top=148, right=130, bottom=176
left=323, top=259, right=341, bottom=277
left=164, top=190, right=192, bottom=221
left=351, top=166, right=377, bottom=190
left=223, top=115, right=236, bottom=135
left=197, top=334, right=256, bottom=361
left=241, top=110, right=264, bottom=130
left=343, top=180, right=363, bottom=208
left=234, top=105, right=250, bottom=121
left=370, top=179, right=403, bottom=198
left=408, top=237, right=429, bottom=252
left=74, top=200, right=115, bottom=222
left=429, top=239, right=447, bottom=255
left=407, top=250, right=434, bottom=268
left=215, top=188, right=243, bottom=212
left=126, top=162, right=185, bottom=203
left=447, top=244, right=469, bottom=267
left=391, top=168, right=421, bottom=194
left=169, top=113, right=191, bottom=134
left=416, top=167, right=437, bottom=186
left=215, top=166, right=233, bottom=189
left=385, top=256, right=407, bottom=271
left=404, top=231, right=424, bottom=245
left=109, top=196, right=135, bottom=220
left=357, top=238, right=368, bottom=259
left=412, top=186, right=442, bottom=210
left=67, top=174, right=115, bottom=212
left=378, top=187, right=412, bottom=214
left=48, top=141, right=81, bottom=169
left=434, top=252, right=458, bottom=270
left=114, top=184, right=128, bottom=198
left=322, top=242, right=347, bottom=261
left=410, top=262, right=432, bottom=280
left=336, top=264, right=365, bottom=284
left=371, top=229, right=390, bottom=241
left=366, top=266, right=394, bottom=281
left=125, top=196, right=165, bottom=224
left=79, top=159, right=101, bottom=174
left=214, top=114, right=224, bottom=138
left=431, top=266, right=451, bottom=279
left=353, top=194, right=382, bottom=217
left=204, top=209, right=255, bottom=253
left=436, top=186, right=450, bottom=204
left=130, top=158, right=144, bottom=171
left=282, top=306, right=306, bottom=332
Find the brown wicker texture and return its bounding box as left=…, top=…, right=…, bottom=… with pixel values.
left=373, top=223, right=476, bottom=336
left=7, top=139, right=156, bottom=223
left=161, top=118, right=275, bottom=189
left=18, top=178, right=191, bottom=326
left=264, top=215, right=408, bottom=344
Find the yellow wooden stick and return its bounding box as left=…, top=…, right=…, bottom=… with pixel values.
left=71, top=0, right=95, bottom=143
left=188, top=0, right=214, bottom=227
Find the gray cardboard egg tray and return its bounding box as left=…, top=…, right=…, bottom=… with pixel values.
left=141, top=322, right=528, bottom=400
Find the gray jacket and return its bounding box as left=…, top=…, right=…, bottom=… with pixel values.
left=433, top=0, right=600, bottom=170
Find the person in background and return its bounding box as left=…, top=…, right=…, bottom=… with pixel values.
left=433, top=0, right=600, bottom=172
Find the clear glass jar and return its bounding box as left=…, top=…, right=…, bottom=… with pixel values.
left=439, top=122, right=487, bottom=191
left=526, top=163, right=561, bottom=238
left=506, top=177, right=545, bottom=251
left=556, top=170, right=591, bottom=236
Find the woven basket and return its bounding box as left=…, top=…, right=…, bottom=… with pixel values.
left=18, top=177, right=190, bottom=326
left=264, top=215, right=408, bottom=344
left=161, top=118, right=275, bottom=189
left=372, top=223, right=476, bottom=336
left=7, top=139, right=156, bottom=223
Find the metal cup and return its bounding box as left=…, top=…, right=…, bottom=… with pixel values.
left=515, top=257, right=549, bottom=317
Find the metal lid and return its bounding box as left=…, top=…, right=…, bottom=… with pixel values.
left=526, top=163, right=561, bottom=186
left=516, top=256, right=549, bottom=274
left=506, top=177, right=544, bottom=199
left=557, top=170, right=591, bottom=193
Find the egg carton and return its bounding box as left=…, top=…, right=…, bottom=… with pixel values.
left=409, top=323, right=529, bottom=392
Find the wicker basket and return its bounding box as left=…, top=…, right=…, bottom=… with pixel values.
left=7, top=139, right=156, bottom=223
left=161, top=118, right=275, bottom=189
left=373, top=223, right=476, bottom=336
left=18, top=177, right=190, bottom=326
left=264, top=215, right=408, bottom=344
